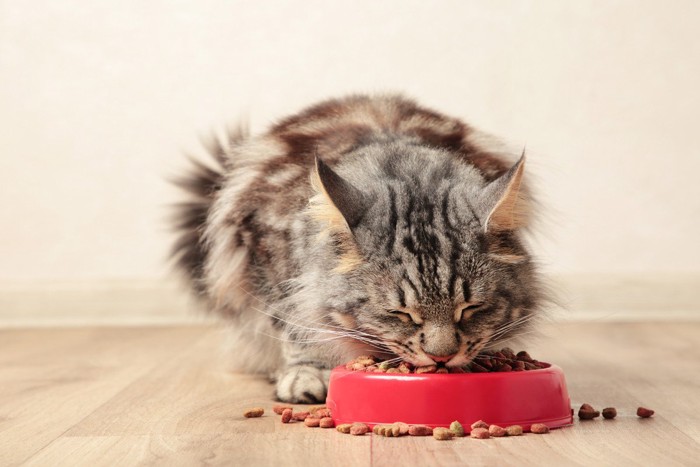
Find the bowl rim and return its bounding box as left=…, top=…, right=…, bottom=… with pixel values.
left=330, top=362, right=558, bottom=380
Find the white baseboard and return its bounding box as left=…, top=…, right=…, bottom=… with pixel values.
left=0, top=279, right=215, bottom=328
left=0, top=274, right=698, bottom=327
left=549, top=273, right=700, bottom=321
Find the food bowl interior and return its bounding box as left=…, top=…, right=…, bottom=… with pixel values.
left=326, top=363, right=573, bottom=431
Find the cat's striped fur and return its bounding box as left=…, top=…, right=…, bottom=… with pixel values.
left=172, top=95, right=546, bottom=403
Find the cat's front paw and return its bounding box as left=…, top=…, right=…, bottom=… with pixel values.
left=275, top=365, right=330, bottom=403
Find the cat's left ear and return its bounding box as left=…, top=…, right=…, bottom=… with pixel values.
left=313, top=157, right=366, bottom=229
left=479, top=153, right=528, bottom=233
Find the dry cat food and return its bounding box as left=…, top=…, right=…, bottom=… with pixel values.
left=319, top=417, right=335, bottom=428
left=530, top=423, right=550, bottom=434
left=433, top=427, right=455, bottom=440
left=312, top=408, right=332, bottom=418
left=281, top=408, right=293, bottom=424
left=578, top=403, right=601, bottom=420
left=350, top=423, right=370, bottom=436
left=449, top=421, right=464, bottom=437
left=330, top=418, right=532, bottom=440
left=578, top=403, right=656, bottom=420
left=345, top=349, right=548, bottom=374
left=372, top=422, right=409, bottom=437
left=470, top=420, right=489, bottom=430
left=408, top=425, right=433, bottom=436
left=267, top=401, right=656, bottom=442
left=505, top=425, right=523, bottom=436
left=272, top=404, right=293, bottom=415
left=304, top=417, right=321, bottom=427
left=373, top=424, right=400, bottom=437
left=470, top=428, right=490, bottom=439
left=336, top=423, right=353, bottom=433
left=292, top=411, right=310, bottom=421
left=243, top=407, right=264, bottom=418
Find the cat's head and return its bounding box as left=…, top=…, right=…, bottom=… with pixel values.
left=310, top=141, right=544, bottom=368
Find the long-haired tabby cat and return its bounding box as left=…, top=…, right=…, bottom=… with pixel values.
left=172, top=94, right=546, bottom=403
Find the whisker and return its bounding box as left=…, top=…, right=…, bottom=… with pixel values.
left=243, top=302, right=383, bottom=344
left=483, top=328, right=542, bottom=349
left=486, top=313, right=540, bottom=342
left=237, top=284, right=382, bottom=339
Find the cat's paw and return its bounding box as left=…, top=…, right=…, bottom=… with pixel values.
left=275, top=365, right=330, bottom=403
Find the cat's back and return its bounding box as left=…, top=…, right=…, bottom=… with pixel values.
left=266, top=94, right=507, bottom=178
left=223, top=94, right=510, bottom=209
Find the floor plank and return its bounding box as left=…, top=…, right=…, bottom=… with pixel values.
left=0, top=326, right=206, bottom=465
left=2, top=322, right=699, bottom=466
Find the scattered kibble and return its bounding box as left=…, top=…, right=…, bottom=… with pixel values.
left=449, top=421, right=464, bottom=437
left=336, top=423, right=353, bottom=433
left=312, top=408, right=332, bottom=418
left=272, top=404, right=292, bottom=415
left=319, top=417, right=334, bottom=428
left=578, top=403, right=600, bottom=420
left=243, top=407, right=264, bottom=418
left=394, top=422, right=410, bottom=436
left=292, top=411, right=310, bottom=421
left=350, top=423, right=370, bottom=436
left=265, top=377, right=656, bottom=444
left=505, top=425, right=523, bottom=436
left=373, top=425, right=390, bottom=436
left=531, top=423, right=550, bottom=434
left=304, top=417, right=321, bottom=427
left=433, top=427, right=455, bottom=440
left=374, top=423, right=408, bottom=437
left=470, top=420, right=489, bottom=430
left=408, top=424, right=433, bottom=436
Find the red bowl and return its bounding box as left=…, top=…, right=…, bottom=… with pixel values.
left=326, top=363, right=573, bottom=432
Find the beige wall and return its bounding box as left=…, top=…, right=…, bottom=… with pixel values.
left=2, top=0, right=700, bottom=289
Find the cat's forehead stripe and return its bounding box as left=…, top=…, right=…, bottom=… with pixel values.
left=396, top=286, right=406, bottom=308
left=388, top=186, right=474, bottom=305
left=462, top=280, right=471, bottom=302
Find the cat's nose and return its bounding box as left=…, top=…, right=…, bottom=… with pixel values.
left=426, top=353, right=456, bottom=363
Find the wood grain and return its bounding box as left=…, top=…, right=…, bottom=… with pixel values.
left=2, top=322, right=699, bottom=466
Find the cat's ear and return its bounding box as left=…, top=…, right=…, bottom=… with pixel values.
left=313, top=157, right=366, bottom=229
left=480, top=153, right=528, bottom=233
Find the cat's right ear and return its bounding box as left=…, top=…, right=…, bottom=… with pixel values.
left=312, top=157, right=366, bottom=229
left=478, top=154, right=528, bottom=233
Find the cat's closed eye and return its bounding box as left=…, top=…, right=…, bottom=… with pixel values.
left=387, top=309, right=421, bottom=325
left=457, top=303, right=485, bottom=322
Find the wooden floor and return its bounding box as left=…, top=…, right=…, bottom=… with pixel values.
left=1, top=322, right=699, bottom=466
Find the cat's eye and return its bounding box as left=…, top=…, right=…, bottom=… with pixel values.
left=387, top=309, right=419, bottom=324
left=456, top=303, right=484, bottom=322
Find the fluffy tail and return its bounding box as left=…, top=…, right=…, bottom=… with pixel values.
left=170, top=128, right=246, bottom=295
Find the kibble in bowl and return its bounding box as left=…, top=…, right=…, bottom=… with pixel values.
left=327, top=351, right=573, bottom=433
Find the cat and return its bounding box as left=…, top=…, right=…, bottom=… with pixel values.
left=171, top=94, right=547, bottom=403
